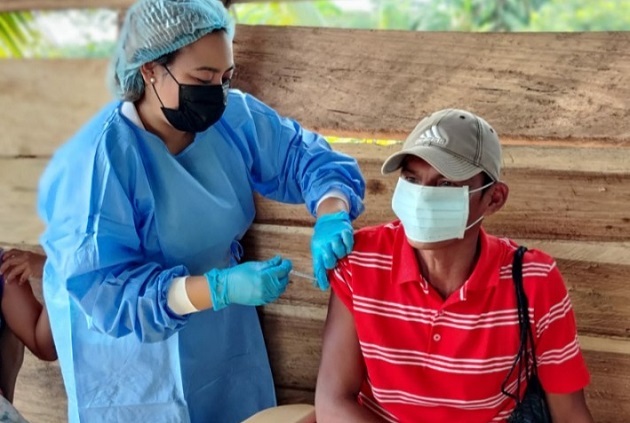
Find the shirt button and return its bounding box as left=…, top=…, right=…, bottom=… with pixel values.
left=433, top=334, right=441, bottom=342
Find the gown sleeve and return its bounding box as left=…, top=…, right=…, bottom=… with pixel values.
left=224, top=91, right=366, bottom=219
left=38, top=126, right=189, bottom=343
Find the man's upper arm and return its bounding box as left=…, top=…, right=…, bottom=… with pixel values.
left=533, top=261, right=590, bottom=394
left=546, top=390, right=594, bottom=423
left=316, top=291, right=365, bottom=405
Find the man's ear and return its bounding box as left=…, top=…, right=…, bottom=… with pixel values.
left=484, top=182, right=508, bottom=217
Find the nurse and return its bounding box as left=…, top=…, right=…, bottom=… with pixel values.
left=37, top=0, right=365, bottom=422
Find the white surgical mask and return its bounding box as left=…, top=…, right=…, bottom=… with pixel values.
left=392, top=177, right=493, bottom=243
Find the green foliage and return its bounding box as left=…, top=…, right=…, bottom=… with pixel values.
left=232, top=1, right=341, bottom=27
left=4, top=0, right=630, bottom=59
left=1, top=10, right=117, bottom=59
left=529, top=0, right=630, bottom=31
left=338, top=0, right=423, bottom=30
left=233, top=0, right=554, bottom=31
left=232, top=0, right=424, bottom=30
left=0, top=12, right=40, bottom=58
left=234, top=0, right=630, bottom=32
left=414, top=0, right=550, bottom=31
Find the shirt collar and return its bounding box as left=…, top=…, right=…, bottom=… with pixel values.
left=463, top=228, right=502, bottom=291
left=120, top=101, right=145, bottom=129
left=390, top=224, right=502, bottom=292
left=391, top=222, right=424, bottom=286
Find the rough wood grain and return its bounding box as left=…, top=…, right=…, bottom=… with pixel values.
left=9, top=304, right=629, bottom=423
left=254, top=171, right=630, bottom=242
left=244, top=224, right=630, bottom=339
left=0, top=60, right=111, bottom=158
left=261, top=311, right=630, bottom=422
left=2, top=141, right=630, bottom=245
left=0, top=159, right=45, bottom=245
left=2, top=30, right=630, bottom=156
left=13, top=352, right=66, bottom=423
left=584, top=346, right=630, bottom=423
left=2, top=24, right=629, bottom=423
left=254, top=143, right=630, bottom=241
left=276, top=388, right=315, bottom=406
left=232, top=27, right=630, bottom=144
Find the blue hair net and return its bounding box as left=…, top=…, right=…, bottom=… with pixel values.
left=109, top=0, right=235, bottom=101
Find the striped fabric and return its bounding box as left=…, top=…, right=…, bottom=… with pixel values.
left=330, top=221, right=590, bottom=422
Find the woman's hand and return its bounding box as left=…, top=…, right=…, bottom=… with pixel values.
left=311, top=210, right=354, bottom=291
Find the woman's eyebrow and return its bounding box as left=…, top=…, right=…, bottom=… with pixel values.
left=195, top=65, right=235, bottom=72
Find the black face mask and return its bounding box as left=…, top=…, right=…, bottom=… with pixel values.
left=152, top=66, right=229, bottom=133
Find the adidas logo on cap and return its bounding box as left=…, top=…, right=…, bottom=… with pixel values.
left=414, top=124, right=447, bottom=146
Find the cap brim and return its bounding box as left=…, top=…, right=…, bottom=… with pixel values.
left=381, top=146, right=483, bottom=181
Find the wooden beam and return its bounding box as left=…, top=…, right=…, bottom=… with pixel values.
left=13, top=353, right=66, bottom=423
left=2, top=29, right=630, bottom=156
left=244, top=224, right=630, bottom=339
left=0, top=159, right=45, bottom=245
left=232, top=27, right=630, bottom=144
left=253, top=144, right=630, bottom=241
left=1, top=140, right=630, bottom=245
left=276, top=388, right=315, bottom=406
left=10, top=285, right=630, bottom=422
left=584, top=348, right=630, bottom=423
left=16, top=315, right=627, bottom=422
left=0, top=60, right=111, bottom=158
left=254, top=171, right=630, bottom=242
left=261, top=310, right=630, bottom=422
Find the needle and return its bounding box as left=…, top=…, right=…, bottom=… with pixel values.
left=290, top=269, right=317, bottom=282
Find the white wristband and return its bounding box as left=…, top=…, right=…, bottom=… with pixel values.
left=167, top=277, right=198, bottom=315
left=315, top=190, right=350, bottom=214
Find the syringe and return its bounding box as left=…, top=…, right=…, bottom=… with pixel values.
left=289, top=269, right=317, bottom=282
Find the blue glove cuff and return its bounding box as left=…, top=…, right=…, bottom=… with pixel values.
left=205, top=269, right=228, bottom=311
left=315, top=210, right=350, bottom=225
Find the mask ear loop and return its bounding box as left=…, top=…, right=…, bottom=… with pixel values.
left=150, top=76, right=167, bottom=109
left=468, top=180, right=495, bottom=195
left=465, top=214, right=485, bottom=230
left=162, top=65, right=179, bottom=83
left=465, top=180, right=496, bottom=230
left=150, top=65, right=180, bottom=109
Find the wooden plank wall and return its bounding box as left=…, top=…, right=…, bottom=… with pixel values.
left=0, top=24, right=629, bottom=422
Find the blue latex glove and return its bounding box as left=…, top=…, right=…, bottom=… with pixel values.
left=205, top=255, right=292, bottom=311
left=311, top=210, right=354, bottom=290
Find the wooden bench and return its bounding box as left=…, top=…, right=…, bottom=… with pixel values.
left=0, top=3, right=629, bottom=422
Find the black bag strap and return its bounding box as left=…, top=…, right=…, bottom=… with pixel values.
left=501, top=246, right=539, bottom=403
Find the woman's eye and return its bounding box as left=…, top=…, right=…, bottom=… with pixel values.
left=403, top=176, right=417, bottom=184
left=439, top=181, right=456, bottom=187
left=196, top=78, right=212, bottom=84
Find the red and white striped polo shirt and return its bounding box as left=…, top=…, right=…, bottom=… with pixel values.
left=329, top=221, right=590, bottom=423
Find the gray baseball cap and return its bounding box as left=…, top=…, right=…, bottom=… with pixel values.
left=381, top=108, right=502, bottom=181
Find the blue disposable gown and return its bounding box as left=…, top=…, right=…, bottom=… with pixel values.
left=38, top=90, right=365, bottom=423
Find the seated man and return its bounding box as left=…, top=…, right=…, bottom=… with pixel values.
left=315, top=109, right=593, bottom=423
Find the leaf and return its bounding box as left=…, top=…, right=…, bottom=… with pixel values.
left=0, top=11, right=40, bottom=58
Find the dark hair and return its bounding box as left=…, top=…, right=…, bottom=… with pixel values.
left=154, top=51, right=178, bottom=67
left=481, top=172, right=494, bottom=193
left=153, top=27, right=228, bottom=68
